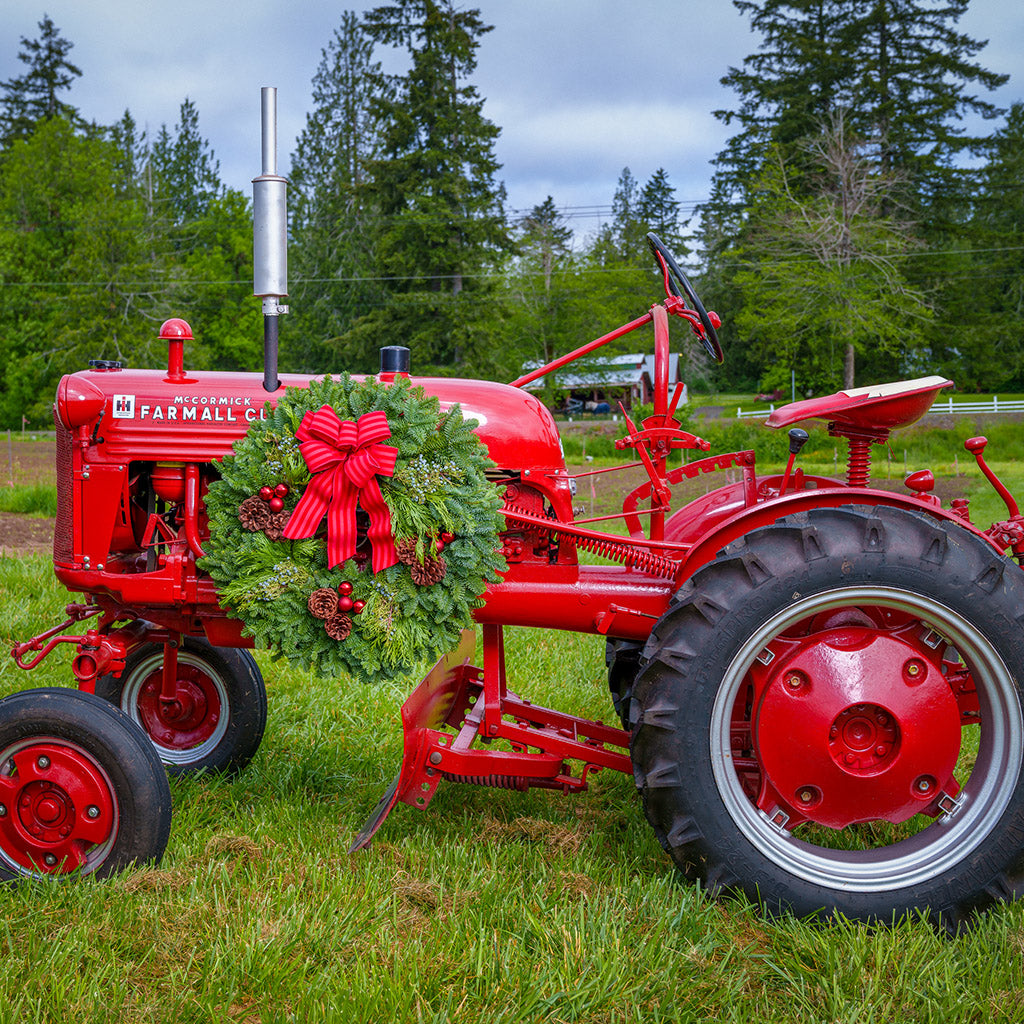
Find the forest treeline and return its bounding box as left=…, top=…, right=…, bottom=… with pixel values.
left=0, top=1, right=1021, bottom=428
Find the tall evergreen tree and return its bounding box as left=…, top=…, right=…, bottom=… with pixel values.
left=638, top=168, right=687, bottom=255
left=706, top=0, right=1006, bottom=233
left=334, top=0, right=512, bottom=374
left=363, top=0, right=510, bottom=288
left=702, top=0, right=1008, bottom=392
left=849, top=0, right=1008, bottom=189
left=289, top=11, right=387, bottom=371
left=709, top=0, right=855, bottom=231
left=0, top=15, right=82, bottom=147
left=149, top=98, right=222, bottom=225
left=939, top=102, right=1024, bottom=389
left=518, top=196, right=573, bottom=295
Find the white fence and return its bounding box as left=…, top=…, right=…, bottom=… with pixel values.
left=736, top=395, right=1024, bottom=419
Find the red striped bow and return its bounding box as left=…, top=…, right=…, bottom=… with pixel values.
left=282, top=406, right=399, bottom=572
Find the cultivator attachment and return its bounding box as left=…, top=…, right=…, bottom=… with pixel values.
left=350, top=625, right=632, bottom=851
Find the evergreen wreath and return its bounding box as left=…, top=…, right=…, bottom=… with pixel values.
left=201, top=374, right=505, bottom=683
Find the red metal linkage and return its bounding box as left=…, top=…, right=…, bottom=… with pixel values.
left=351, top=626, right=631, bottom=850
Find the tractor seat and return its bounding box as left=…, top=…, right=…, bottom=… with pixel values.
left=766, top=376, right=953, bottom=435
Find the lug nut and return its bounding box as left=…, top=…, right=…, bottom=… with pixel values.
left=0, top=804, right=6, bottom=818
left=36, top=756, right=50, bottom=770
left=904, top=659, right=925, bottom=681
left=43, top=854, right=57, bottom=867
left=86, top=806, right=100, bottom=820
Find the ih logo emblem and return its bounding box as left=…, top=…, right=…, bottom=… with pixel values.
left=112, top=395, right=135, bottom=419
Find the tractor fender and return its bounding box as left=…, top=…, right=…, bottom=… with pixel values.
left=673, top=486, right=1000, bottom=586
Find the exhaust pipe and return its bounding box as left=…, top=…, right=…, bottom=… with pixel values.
left=252, top=86, right=288, bottom=392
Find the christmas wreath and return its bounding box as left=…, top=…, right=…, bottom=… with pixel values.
left=201, top=374, right=505, bottom=683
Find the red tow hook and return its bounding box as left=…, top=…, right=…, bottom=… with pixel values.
left=11, top=604, right=102, bottom=670
left=12, top=609, right=146, bottom=693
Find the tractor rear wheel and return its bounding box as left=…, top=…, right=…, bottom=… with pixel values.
left=631, top=505, right=1024, bottom=929
left=96, top=638, right=267, bottom=776
left=606, top=639, right=642, bottom=729
left=0, top=688, right=170, bottom=879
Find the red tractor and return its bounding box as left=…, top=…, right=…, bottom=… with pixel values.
left=7, top=93, right=1024, bottom=930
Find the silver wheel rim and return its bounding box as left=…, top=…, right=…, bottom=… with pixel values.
left=710, top=586, right=1024, bottom=892
left=122, top=650, right=230, bottom=766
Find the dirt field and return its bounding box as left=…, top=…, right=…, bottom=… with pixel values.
left=0, top=436, right=56, bottom=557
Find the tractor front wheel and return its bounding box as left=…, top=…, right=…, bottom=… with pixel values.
left=96, top=638, right=267, bottom=776
left=632, top=505, right=1024, bottom=928
left=0, top=688, right=171, bottom=880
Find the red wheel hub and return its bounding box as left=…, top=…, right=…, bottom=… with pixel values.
left=0, top=742, right=115, bottom=873
left=753, top=626, right=962, bottom=828
left=136, top=665, right=222, bottom=750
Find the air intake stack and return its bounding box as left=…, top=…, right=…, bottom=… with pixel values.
left=252, top=86, right=289, bottom=392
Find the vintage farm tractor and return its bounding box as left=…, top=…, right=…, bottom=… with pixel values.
left=6, top=91, right=1024, bottom=929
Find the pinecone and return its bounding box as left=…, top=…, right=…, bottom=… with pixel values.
left=238, top=495, right=271, bottom=531
left=308, top=587, right=340, bottom=620
left=395, top=537, right=420, bottom=566
left=263, top=510, right=290, bottom=542
left=410, top=554, right=447, bottom=586
left=324, top=612, right=352, bottom=641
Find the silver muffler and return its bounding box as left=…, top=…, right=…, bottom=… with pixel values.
left=252, top=86, right=289, bottom=392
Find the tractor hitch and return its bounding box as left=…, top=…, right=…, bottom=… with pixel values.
left=351, top=625, right=632, bottom=851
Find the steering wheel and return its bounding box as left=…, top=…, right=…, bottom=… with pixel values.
left=646, top=232, right=723, bottom=364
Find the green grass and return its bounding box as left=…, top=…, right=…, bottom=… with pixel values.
left=0, top=483, right=57, bottom=517
left=1, top=556, right=1024, bottom=1022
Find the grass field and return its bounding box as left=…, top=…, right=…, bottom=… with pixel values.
left=0, top=423, right=1024, bottom=1021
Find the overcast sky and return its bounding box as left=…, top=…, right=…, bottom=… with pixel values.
left=3, top=1, right=1023, bottom=245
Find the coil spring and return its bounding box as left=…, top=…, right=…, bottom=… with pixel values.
left=574, top=534, right=679, bottom=578
left=444, top=773, right=529, bottom=790
left=503, top=501, right=678, bottom=579
left=846, top=437, right=874, bottom=487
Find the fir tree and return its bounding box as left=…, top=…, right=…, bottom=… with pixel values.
left=706, top=0, right=1006, bottom=231
left=518, top=196, right=573, bottom=294
left=638, top=168, right=687, bottom=256
left=289, top=11, right=387, bottom=370
left=849, top=0, right=1008, bottom=188
left=0, top=15, right=82, bottom=147
left=149, top=98, right=222, bottom=225
left=363, top=0, right=510, bottom=293
left=335, top=0, right=513, bottom=373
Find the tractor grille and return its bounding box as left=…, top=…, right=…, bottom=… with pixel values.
left=53, top=414, right=73, bottom=563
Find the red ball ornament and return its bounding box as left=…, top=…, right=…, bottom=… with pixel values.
left=338, top=581, right=353, bottom=596
left=259, top=486, right=273, bottom=501
left=269, top=496, right=284, bottom=512
left=441, top=532, right=455, bottom=544
left=435, top=539, right=445, bottom=553
left=337, top=595, right=354, bottom=613
left=274, top=483, right=290, bottom=498
left=352, top=600, right=365, bottom=614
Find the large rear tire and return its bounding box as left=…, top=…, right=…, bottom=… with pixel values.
left=606, top=638, right=642, bottom=729
left=96, top=638, right=267, bottom=776
left=631, top=505, right=1024, bottom=928
left=0, top=688, right=171, bottom=880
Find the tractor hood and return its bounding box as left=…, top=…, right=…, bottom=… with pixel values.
left=55, top=368, right=566, bottom=475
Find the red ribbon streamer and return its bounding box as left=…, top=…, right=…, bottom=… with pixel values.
left=282, top=406, right=399, bottom=572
